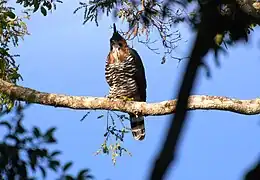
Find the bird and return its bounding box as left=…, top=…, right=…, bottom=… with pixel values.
left=105, top=24, right=147, bottom=141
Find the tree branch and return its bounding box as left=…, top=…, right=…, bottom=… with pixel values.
left=0, top=79, right=260, bottom=116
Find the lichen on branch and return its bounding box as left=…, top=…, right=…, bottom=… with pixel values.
left=0, top=79, right=260, bottom=116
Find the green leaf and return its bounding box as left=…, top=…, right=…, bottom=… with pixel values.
left=33, top=0, right=40, bottom=12
left=41, top=6, right=47, bottom=16
left=16, top=0, right=23, bottom=4
left=45, top=127, right=56, bottom=136
left=86, top=175, right=94, bottom=179
left=104, top=132, right=108, bottom=137
left=46, top=136, right=57, bottom=143
left=35, top=148, right=48, bottom=158
left=33, top=127, right=41, bottom=138
left=97, top=115, right=104, bottom=119
left=44, top=127, right=57, bottom=143
left=17, top=161, right=28, bottom=178
left=6, top=11, right=16, bottom=19
left=6, top=101, right=14, bottom=111
left=63, top=161, right=73, bottom=172
left=215, top=33, right=224, bottom=46
left=39, top=165, right=46, bottom=178
left=80, top=111, right=91, bottom=121
left=28, top=150, right=37, bottom=171
left=50, top=150, right=61, bottom=157
left=65, top=175, right=74, bottom=180
left=45, top=1, right=52, bottom=10
left=15, top=119, right=26, bottom=134
left=0, top=121, right=12, bottom=130
left=48, top=160, right=60, bottom=172
left=15, top=125, right=26, bottom=134
left=77, top=169, right=91, bottom=179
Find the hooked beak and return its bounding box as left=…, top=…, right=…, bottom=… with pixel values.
left=112, top=44, right=121, bottom=63
left=112, top=44, right=120, bottom=52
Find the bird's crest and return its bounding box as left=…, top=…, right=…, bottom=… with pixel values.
left=108, top=23, right=129, bottom=64
left=110, top=23, right=125, bottom=42
left=113, top=23, right=116, bottom=33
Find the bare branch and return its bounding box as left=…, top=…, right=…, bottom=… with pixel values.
left=0, top=79, right=260, bottom=116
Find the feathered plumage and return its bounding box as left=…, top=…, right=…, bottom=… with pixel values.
left=105, top=24, right=147, bottom=140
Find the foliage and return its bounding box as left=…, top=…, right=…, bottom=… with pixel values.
left=0, top=1, right=95, bottom=173
left=0, top=1, right=28, bottom=83
left=16, top=0, right=63, bottom=16
left=73, top=0, right=260, bottom=64
left=74, top=0, right=187, bottom=63
left=0, top=0, right=61, bottom=112
left=188, top=0, right=260, bottom=47
left=82, top=110, right=132, bottom=165
left=0, top=1, right=30, bottom=112
left=0, top=104, right=93, bottom=179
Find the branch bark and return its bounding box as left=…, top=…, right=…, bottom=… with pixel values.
left=0, top=79, right=260, bottom=116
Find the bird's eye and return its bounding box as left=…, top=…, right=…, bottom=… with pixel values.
left=118, top=42, right=123, bottom=47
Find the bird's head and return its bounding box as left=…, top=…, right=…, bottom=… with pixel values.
left=109, top=24, right=128, bottom=63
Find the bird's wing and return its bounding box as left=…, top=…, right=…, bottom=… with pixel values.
left=129, top=48, right=147, bottom=102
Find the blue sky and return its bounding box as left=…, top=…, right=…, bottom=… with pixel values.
left=7, top=1, right=260, bottom=180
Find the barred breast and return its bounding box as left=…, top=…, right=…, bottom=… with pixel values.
left=105, top=55, right=138, bottom=98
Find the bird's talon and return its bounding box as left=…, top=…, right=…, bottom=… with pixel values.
left=105, top=95, right=113, bottom=99
left=119, top=96, right=134, bottom=101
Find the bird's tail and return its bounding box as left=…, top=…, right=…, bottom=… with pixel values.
left=130, top=114, right=145, bottom=141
